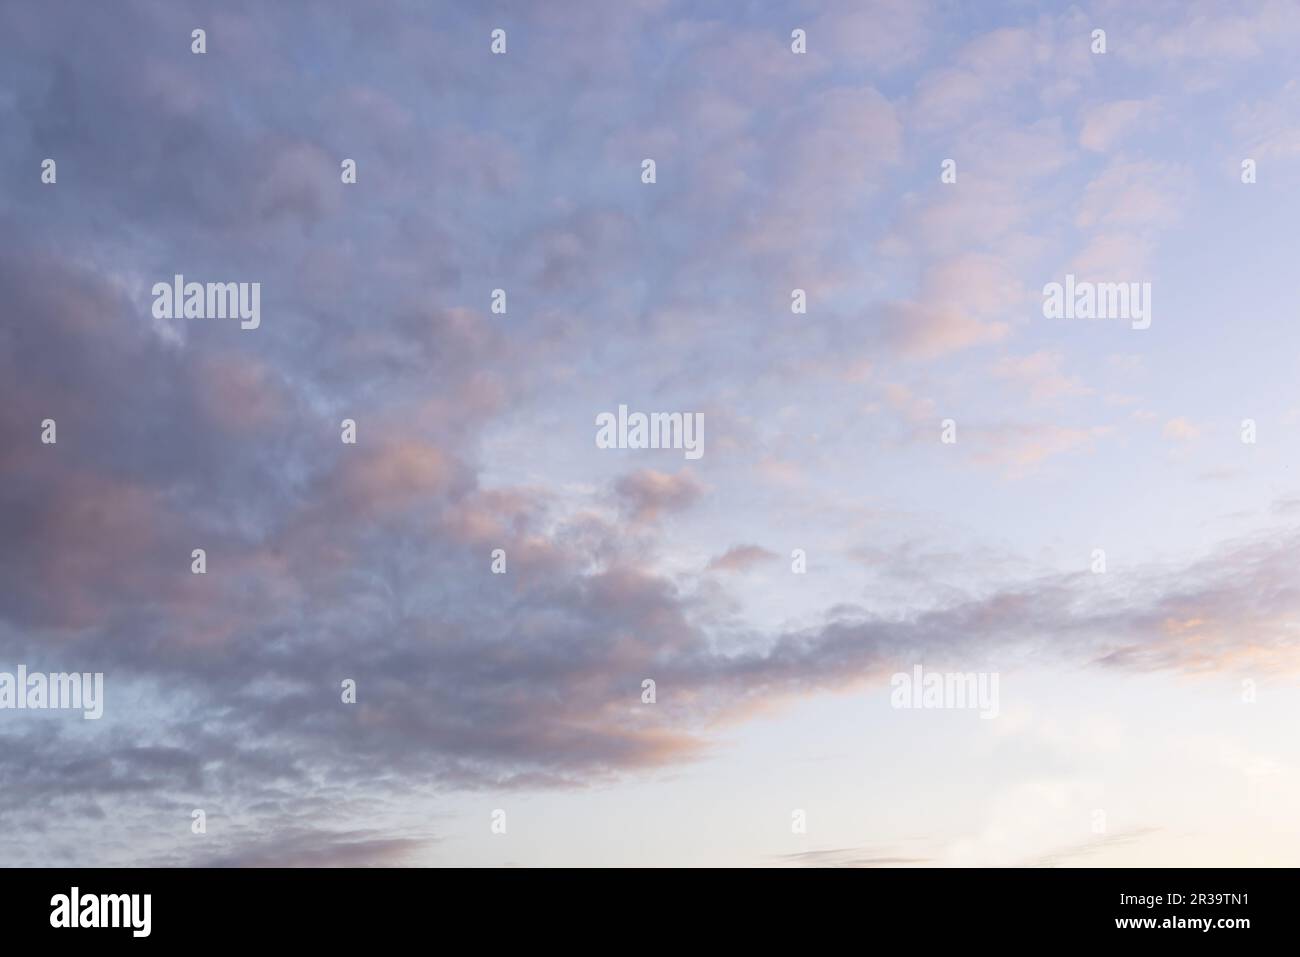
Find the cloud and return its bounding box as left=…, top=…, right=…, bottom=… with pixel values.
left=992, top=351, right=1092, bottom=403
left=1075, top=159, right=1188, bottom=233
left=773, top=846, right=932, bottom=868
left=1026, top=827, right=1162, bottom=868
left=1162, top=417, right=1201, bottom=441
left=880, top=382, right=937, bottom=428
left=876, top=254, right=1021, bottom=358
left=809, top=0, right=934, bottom=73
left=707, top=544, right=779, bottom=573
left=1121, top=0, right=1300, bottom=65
left=971, top=423, right=1111, bottom=476
left=613, top=469, right=705, bottom=522
left=912, top=28, right=1038, bottom=129
left=1079, top=99, right=1157, bottom=152
left=194, top=829, right=438, bottom=868
left=1069, top=159, right=1191, bottom=276
left=1233, top=78, right=1300, bottom=165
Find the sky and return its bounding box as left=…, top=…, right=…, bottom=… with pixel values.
left=2, top=0, right=1300, bottom=867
